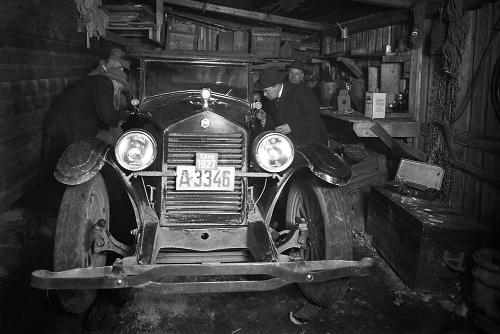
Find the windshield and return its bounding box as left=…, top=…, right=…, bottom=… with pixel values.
left=144, top=61, right=249, bottom=100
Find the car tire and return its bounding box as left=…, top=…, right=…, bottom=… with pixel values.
left=53, top=172, right=109, bottom=314
left=285, top=180, right=352, bottom=307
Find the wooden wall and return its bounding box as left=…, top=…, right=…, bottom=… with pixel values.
left=445, top=1, right=500, bottom=230
left=323, top=2, right=500, bottom=231
left=0, top=0, right=118, bottom=211
left=324, top=23, right=409, bottom=55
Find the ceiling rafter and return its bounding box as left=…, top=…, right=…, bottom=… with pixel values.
left=163, top=0, right=333, bottom=31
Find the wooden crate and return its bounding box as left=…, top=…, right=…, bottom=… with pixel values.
left=250, top=27, right=281, bottom=57
left=217, top=31, right=234, bottom=51
left=166, top=16, right=198, bottom=51
left=366, top=185, right=493, bottom=293
left=233, top=30, right=249, bottom=52
left=340, top=150, right=387, bottom=231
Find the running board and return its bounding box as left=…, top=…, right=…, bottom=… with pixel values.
left=31, top=257, right=374, bottom=292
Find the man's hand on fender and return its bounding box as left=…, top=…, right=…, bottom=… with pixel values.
left=274, top=123, right=291, bottom=134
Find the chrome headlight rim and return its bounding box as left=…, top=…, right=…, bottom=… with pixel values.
left=253, top=131, right=294, bottom=173
left=114, top=129, right=157, bottom=171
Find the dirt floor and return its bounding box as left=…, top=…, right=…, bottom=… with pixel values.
left=0, top=198, right=482, bottom=334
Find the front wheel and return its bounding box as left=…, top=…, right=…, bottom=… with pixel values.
left=285, top=180, right=352, bottom=307
left=53, top=173, right=109, bottom=314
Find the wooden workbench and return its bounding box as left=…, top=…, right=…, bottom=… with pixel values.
left=321, top=110, right=419, bottom=138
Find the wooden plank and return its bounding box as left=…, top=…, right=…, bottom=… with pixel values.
left=453, top=130, right=500, bottom=154
left=464, top=5, right=494, bottom=218
left=351, top=0, right=415, bottom=7
left=380, top=62, right=402, bottom=106
left=368, top=29, right=377, bottom=54
left=0, top=77, right=76, bottom=101
left=154, top=0, right=165, bottom=44
left=322, top=111, right=419, bottom=137
left=102, top=30, right=127, bottom=46
left=450, top=158, right=500, bottom=188
left=164, top=0, right=332, bottom=31
left=0, top=47, right=96, bottom=66
left=0, top=31, right=86, bottom=53
left=0, top=64, right=89, bottom=82
left=449, top=10, right=475, bottom=211
left=370, top=122, right=425, bottom=160
left=0, top=13, right=82, bottom=45
left=412, top=19, right=431, bottom=152
left=325, top=9, right=410, bottom=37
left=481, top=0, right=500, bottom=228
left=354, top=119, right=419, bottom=137
left=0, top=172, right=40, bottom=212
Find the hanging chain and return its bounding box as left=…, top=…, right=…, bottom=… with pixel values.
left=429, top=71, right=456, bottom=201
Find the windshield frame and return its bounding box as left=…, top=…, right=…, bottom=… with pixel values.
left=139, top=59, right=251, bottom=103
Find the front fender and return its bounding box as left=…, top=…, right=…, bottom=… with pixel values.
left=294, top=142, right=351, bottom=186
left=54, top=138, right=111, bottom=185
left=256, top=143, right=351, bottom=224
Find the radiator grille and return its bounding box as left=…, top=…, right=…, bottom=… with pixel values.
left=164, top=133, right=244, bottom=215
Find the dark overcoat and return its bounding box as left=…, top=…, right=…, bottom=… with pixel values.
left=264, top=82, right=328, bottom=146
left=42, top=75, right=126, bottom=176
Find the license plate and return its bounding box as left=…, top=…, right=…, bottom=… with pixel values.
left=176, top=166, right=235, bottom=191
left=196, top=152, right=218, bottom=170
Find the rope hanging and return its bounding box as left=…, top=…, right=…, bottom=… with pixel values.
left=428, top=0, right=469, bottom=201
left=441, top=0, right=469, bottom=78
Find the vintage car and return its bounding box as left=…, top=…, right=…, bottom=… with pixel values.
left=31, top=52, right=373, bottom=314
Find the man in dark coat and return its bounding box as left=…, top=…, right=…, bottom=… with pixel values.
left=42, top=67, right=130, bottom=179
left=255, top=66, right=328, bottom=146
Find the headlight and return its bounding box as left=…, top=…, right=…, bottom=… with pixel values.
left=253, top=132, right=294, bottom=173
left=115, top=130, right=157, bottom=171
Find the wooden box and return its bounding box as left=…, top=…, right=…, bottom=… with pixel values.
left=166, top=16, right=198, bottom=51
left=339, top=149, right=387, bottom=231
left=217, top=31, right=234, bottom=51
left=366, top=185, right=492, bottom=293
left=250, top=27, right=281, bottom=57
left=233, top=30, right=249, bottom=52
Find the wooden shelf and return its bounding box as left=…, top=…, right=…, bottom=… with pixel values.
left=321, top=110, right=418, bottom=138
left=321, top=51, right=410, bottom=64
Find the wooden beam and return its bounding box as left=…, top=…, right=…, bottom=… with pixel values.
left=351, top=0, right=416, bottom=8
left=325, top=9, right=410, bottom=36
left=164, top=0, right=332, bottom=32
left=452, top=130, right=500, bottom=154
left=156, top=0, right=164, bottom=44
left=450, top=159, right=500, bottom=188
left=370, top=122, right=426, bottom=161
left=102, top=30, right=127, bottom=46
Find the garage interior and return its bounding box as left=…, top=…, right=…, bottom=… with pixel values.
left=0, top=0, right=499, bottom=333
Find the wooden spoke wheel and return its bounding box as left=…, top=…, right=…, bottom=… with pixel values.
left=285, top=180, right=353, bottom=307
left=53, top=173, right=109, bottom=314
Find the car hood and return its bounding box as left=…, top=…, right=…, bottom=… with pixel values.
left=138, top=91, right=250, bottom=129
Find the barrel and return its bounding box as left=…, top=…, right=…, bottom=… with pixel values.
left=470, top=248, right=500, bottom=334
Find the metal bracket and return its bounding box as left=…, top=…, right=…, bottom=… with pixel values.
left=276, top=220, right=309, bottom=254
left=93, top=219, right=133, bottom=257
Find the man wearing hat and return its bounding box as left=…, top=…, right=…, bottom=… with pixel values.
left=42, top=67, right=130, bottom=183
left=88, top=48, right=131, bottom=76
left=255, top=66, right=328, bottom=146
left=285, top=59, right=309, bottom=85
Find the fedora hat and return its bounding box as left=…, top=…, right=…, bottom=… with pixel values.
left=254, top=66, right=286, bottom=90
left=109, top=48, right=131, bottom=70
left=99, top=67, right=130, bottom=91
left=285, top=60, right=312, bottom=74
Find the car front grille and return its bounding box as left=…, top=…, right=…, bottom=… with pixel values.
left=163, top=132, right=245, bottom=221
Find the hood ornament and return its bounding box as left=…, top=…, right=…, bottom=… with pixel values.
left=200, top=118, right=210, bottom=128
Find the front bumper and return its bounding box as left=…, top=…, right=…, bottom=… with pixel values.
left=31, top=258, right=374, bottom=294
